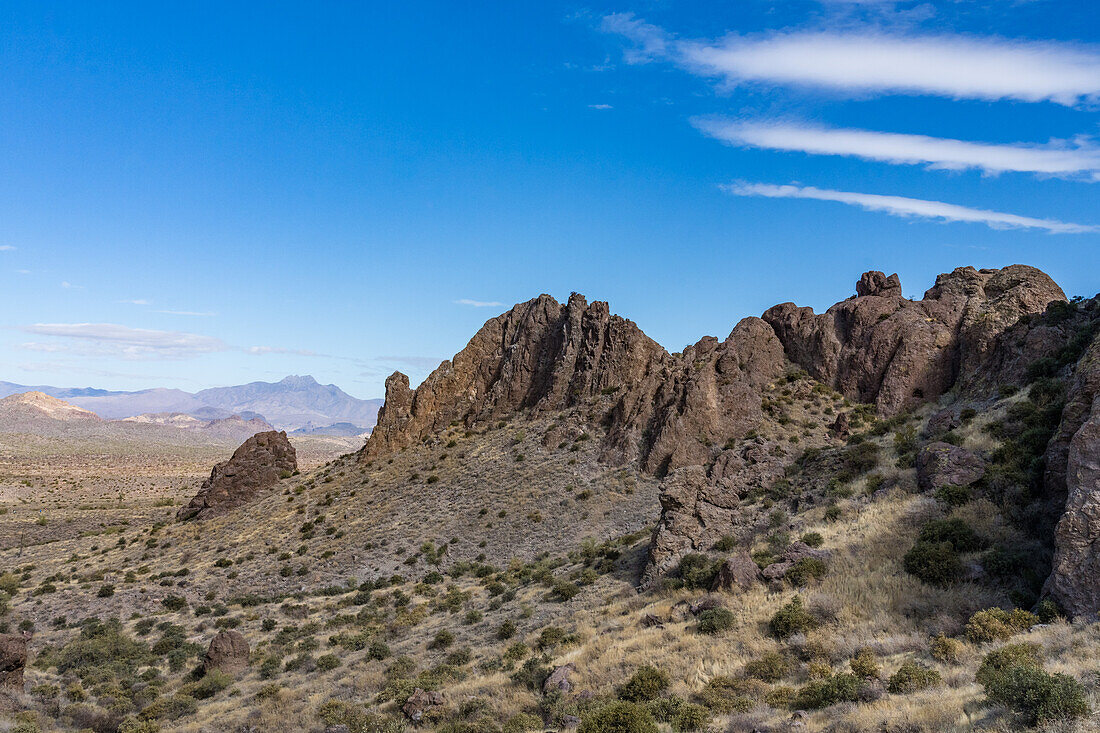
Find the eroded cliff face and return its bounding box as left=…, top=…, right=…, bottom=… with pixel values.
left=762, top=266, right=1065, bottom=416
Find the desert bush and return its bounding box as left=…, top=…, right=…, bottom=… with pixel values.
left=769, top=596, right=817, bottom=639
left=619, top=666, right=670, bottom=702
left=696, top=607, right=735, bottom=635
left=886, top=661, right=941, bottom=693
left=935, top=484, right=972, bottom=506
left=903, top=541, right=962, bottom=586
left=578, top=701, right=657, bottom=733
left=793, top=673, right=861, bottom=709
left=800, top=532, right=824, bottom=548
left=975, top=643, right=1043, bottom=686
left=965, top=608, right=1038, bottom=643
left=182, top=670, right=232, bottom=700
left=497, top=620, right=517, bottom=640
left=982, top=663, right=1089, bottom=726
left=671, top=703, right=709, bottom=732
left=429, top=629, right=455, bottom=649
left=849, top=648, right=879, bottom=679
left=695, top=676, right=756, bottom=713
left=316, top=653, right=340, bottom=671
left=744, top=651, right=788, bottom=682
left=502, top=713, right=541, bottom=733
left=677, top=554, right=719, bottom=590
left=930, top=634, right=963, bottom=664
left=784, top=557, right=828, bottom=586
left=918, top=518, right=986, bottom=552
left=368, top=641, right=391, bottom=660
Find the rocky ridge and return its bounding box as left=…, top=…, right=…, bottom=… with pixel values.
left=177, top=430, right=298, bottom=521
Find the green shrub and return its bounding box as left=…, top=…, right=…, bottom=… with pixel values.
left=965, top=608, right=1038, bottom=643
left=849, top=648, right=879, bottom=679
left=497, top=620, right=517, bottom=640
left=930, top=634, right=963, bottom=664
left=793, top=673, right=860, bottom=709
left=502, top=713, right=541, bottom=733
left=935, top=484, right=972, bottom=506
left=976, top=643, right=1043, bottom=687
left=886, top=661, right=941, bottom=693
left=695, top=676, right=756, bottom=713
left=183, top=670, right=232, bottom=700
left=429, top=629, right=455, bottom=649
left=316, top=654, right=340, bottom=671
left=671, top=703, right=709, bottom=732
left=744, top=651, right=788, bottom=682
left=1036, top=598, right=1062, bottom=623
left=160, top=595, right=187, bottom=612
left=903, top=541, right=962, bottom=586
left=982, top=664, right=1089, bottom=726
left=769, top=596, right=817, bottom=639
left=368, top=641, right=391, bottom=660
left=97, top=584, right=115, bottom=598
left=918, top=518, right=986, bottom=552
left=799, top=532, right=824, bottom=548
left=618, top=666, right=670, bottom=702
left=784, top=557, right=828, bottom=586
left=677, top=554, right=719, bottom=590
left=696, top=608, right=735, bottom=635
left=578, top=701, right=657, bottom=733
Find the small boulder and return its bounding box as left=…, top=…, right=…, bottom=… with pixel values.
left=829, top=412, right=851, bottom=439
left=544, top=663, right=576, bottom=694
left=203, top=630, right=250, bottom=676
left=403, top=688, right=444, bottom=724
left=916, top=442, right=985, bottom=492
left=0, top=633, right=27, bottom=692
left=689, top=595, right=726, bottom=616
left=856, top=271, right=902, bottom=298
left=711, top=552, right=761, bottom=593
left=923, top=409, right=961, bottom=439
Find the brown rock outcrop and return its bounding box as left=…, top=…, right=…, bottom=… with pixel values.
left=712, top=552, right=761, bottom=592
left=178, top=431, right=296, bottom=520
left=0, top=633, right=26, bottom=693
left=203, top=630, right=250, bottom=676
left=403, top=688, right=444, bottom=724
left=763, top=267, right=1065, bottom=415
left=916, top=442, right=985, bottom=492
left=362, top=297, right=786, bottom=477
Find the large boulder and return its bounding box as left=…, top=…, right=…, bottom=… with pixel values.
left=0, top=633, right=27, bottom=693
left=711, top=552, right=761, bottom=593
left=202, top=630, right=250, bottom=676
left=916, top=442, right=985, bottom=492
left=402, top=688, right=444, bottom=724
left=178, top=431, right=297, bottom=520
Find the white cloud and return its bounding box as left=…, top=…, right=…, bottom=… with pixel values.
left=695, top=118, right=1100, bottom=180
left=604, top=17, right=1100, bottom=105
left=16, top=323, right=229, bottom=359
left=723, top=182, right=1100, bottom=234
left=119, top=299, right=151, bottom=306
left=588, top=103, right=614, bottom=110
left=600, top=13, right=669, bottom=64
left=455, top=299, right=505, bottom=307
left=0, top=245, right=15, bottom=251
left=247, top=346, right=319, bottom=356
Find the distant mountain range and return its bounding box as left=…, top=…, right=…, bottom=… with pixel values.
left=0, top=375, right=382, bottom=433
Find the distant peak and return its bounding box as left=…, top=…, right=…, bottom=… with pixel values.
left=279, top=375, right=319, bottom=387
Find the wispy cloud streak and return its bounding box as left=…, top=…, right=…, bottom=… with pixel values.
left=723, top=182, right=1100, bottom=233
left=695, top=119, right=1100, bottom=180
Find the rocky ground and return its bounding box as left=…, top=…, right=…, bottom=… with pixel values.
left=4, top=266, right=1100, bottom=733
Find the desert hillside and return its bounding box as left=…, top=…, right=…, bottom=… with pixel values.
left=4, top=266, right=1100, bottom=733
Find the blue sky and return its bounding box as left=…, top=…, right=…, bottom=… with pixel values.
left=1, top=1, right=1098, bottom=399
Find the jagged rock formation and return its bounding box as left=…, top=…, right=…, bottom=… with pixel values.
left=711, top=552, right=761, bottom=592
left=178, top=431, right=297, bottom=520
left=357, top=266, right=1069, bottom=586
left=203, top=630, right=250, bottom=675
left=0, top=633, right=26, bottom=692
left=362, top=295, right=786, bottom=476
left=762, top=266, right=1065, bottom=415
left=1044, top=331, right=1100, bottom=616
